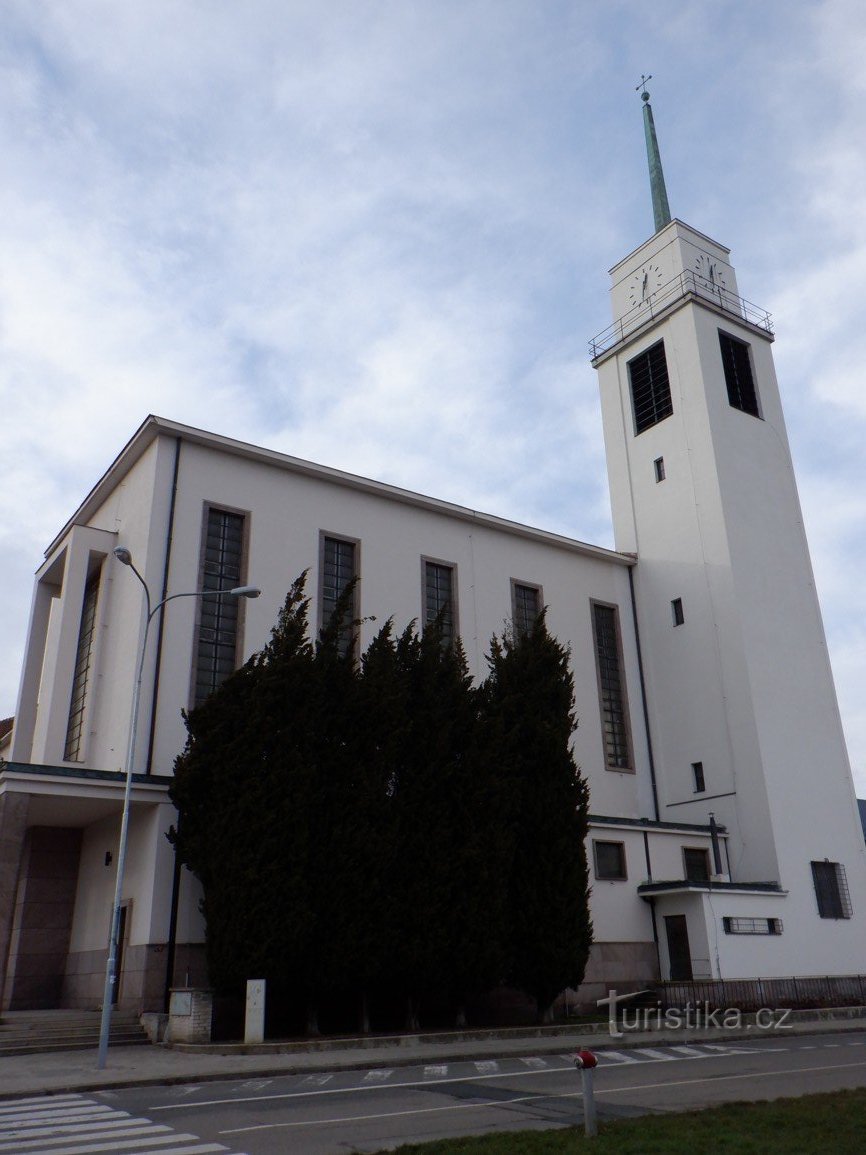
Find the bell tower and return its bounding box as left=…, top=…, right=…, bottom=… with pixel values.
left=591, top=85, right=866, bottom=967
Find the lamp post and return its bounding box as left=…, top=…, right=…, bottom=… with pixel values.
left=96, top=546, right=260, bottom=1069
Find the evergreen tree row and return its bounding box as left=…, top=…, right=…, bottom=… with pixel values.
left=170, top=573, right=592, bottom=1032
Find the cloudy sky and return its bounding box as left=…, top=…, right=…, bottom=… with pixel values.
left=2, top=1, right=865, bottom=790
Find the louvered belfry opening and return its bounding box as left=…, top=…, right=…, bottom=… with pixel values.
left=628, top=339, right=673, bottom=435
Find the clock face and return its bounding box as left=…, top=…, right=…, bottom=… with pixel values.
left=628, top=263, right=664, bottom=308
left=695, top=254, right=727, bottom=290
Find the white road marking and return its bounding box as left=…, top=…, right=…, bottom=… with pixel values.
left=219, top=1055, right=866, bottom=1137
left=423, top=1065, right=448, bottom=1078
left=634, top=1048, right=677, bottom=1061
left=238, top=1080, right=273, bottom=1091
left=668, top=1045, right=710, bottom=1057
left=300, top=1074, right=333, bottom=1085
left=519, top=1056, right=548, bottom=1069
left=596, top=1050, right=639, bottom=1064
left=362, top=1069, right=393, bottom=1083
left=474, top=1060, right=498, bottom=1074
left=0, top=1094, right=237, bottom=1155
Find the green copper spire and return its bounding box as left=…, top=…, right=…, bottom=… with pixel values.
left=636, top=75, right=671, bottom=233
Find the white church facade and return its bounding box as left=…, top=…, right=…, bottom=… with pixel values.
left=2, top=110, right=866, bottom=1016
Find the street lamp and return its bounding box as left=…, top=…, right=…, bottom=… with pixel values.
left=97, top=546, right=261, bottom=1069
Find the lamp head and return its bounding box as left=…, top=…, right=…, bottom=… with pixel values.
left=230, top=585, right=261, bottom=599
left=113, top=547, right=133, bottom=566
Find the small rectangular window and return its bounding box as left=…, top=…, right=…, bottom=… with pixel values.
left=671, top=598, right=684, bottom=626
left=692, top=761, right=705, bottom=793
left=719, top=331, right=760, bottom=417
left=593, top=840, right=627, bottom=881
left=811, top=861, right=853, bottom=919
left=654, top=456, right=666, bottom=482
left=511, top=581, right=541, bottom=637
left=321, top=535, right=359, bottom=657
left=683, top=847, right=711, bottom=882
left=591, top=603, right=632, bottom=770
left=195, top=508, right=246, bottom=704
left=628, top=340, right=673, bottom=435
left=723, top=917, right=783, bottom=936
left=424, top=560, right=456, bottom=647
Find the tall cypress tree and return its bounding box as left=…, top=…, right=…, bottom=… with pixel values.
left=481, top=611, right=592, bottom=1021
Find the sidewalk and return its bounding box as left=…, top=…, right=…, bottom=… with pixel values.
left=1, top=1008, right=865, bottom=1100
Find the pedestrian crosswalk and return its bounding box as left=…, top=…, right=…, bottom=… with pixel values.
left=0, top=1093, right=246, bottom=1154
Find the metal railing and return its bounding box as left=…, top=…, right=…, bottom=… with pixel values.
left=658, top=974, right=866, bottom=1011
left=589, top=269, right=773, bottom=361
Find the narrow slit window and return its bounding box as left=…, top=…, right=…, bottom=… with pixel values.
left=195, top=508, right=245, bottom=705
left=654, top=456, right=666, bottom=482
left=592, top=603, right=632, bottom=770
left=671, top=598, right=684, bottom=626
left=321, top=536, right=358, bottom=658
left=64, top=567, right=102, bottom=761
left=692, top=761, right=706, bottom=792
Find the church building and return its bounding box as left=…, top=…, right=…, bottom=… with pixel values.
left=2, top=94, right=865, bottom=1015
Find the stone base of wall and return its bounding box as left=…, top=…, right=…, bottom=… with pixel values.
left=568, top=940, right=659, bottom=1011
left=4, top=828, right=82, bottom=1010
left=62, top=942, right=208, bottom=1012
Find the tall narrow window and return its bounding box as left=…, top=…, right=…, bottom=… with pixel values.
left=321, top=535, right=358, bottom=657
left=64, top=568, right=102, bottom=761
left=719, top=331, right=760, bottom=417
left=692, top=761, right=706, bottom=793
left=194, top=508, right=245, bottom=705
left=424, top=560, right=456, bottom=647
left=811, top=861, right=853, bottom=919
left=511, top=581, right=541, bottom=637
left=628, top=340, right=673, bottom=435
left=592, top=603, right=632, bottom=770
left=671, top=597, right=685, bottom=626
left=654, top=456, right=666, bottom=482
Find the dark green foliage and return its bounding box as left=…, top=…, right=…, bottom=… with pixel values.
left=481, top=611, right=592, bottom=1020
left=170, top=578, right=591, bottom=1030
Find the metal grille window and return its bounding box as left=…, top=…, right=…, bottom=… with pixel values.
left=64, top=569, right=101, bottom=761
left=683, top=847, right=711, bottom=882
left=512, top=582, right=540, bottom=637
left=628, top=340, right=673, bottom=435
left=723, top=917, right=783, bottom=935
left=322, top=536, right=357, bottom=657
left=592, top=603, right=631, bottom=769
left=194, top=508, right=244, bottom=705
left=719, top=331, right=760, bottom=417
left=593, top=840, right=627, bottom=880
left=811, top=860, right=853, bottom=919
left=424, top=561, right=455, bottom=647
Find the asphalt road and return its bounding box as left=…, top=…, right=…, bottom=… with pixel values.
left=3, top=1030, right=866, bottom=1154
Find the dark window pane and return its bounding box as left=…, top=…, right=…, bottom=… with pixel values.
left=195, top=509, right=245, bottom=705
left=719, top=332, right=760, bottom=417
left=64, top=569, right=101, bottom=761
left=593, top=604, right=631, bottom=769
left=512, top=583, right=540, bottom=637
left=322, top=537, right=357, bottom=657
left=424, top=562, right=454, bottom=647
left=629, top=340, right=673, bottom=435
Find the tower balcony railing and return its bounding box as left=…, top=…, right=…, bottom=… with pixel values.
left=589, top=269, right=774, bottom=361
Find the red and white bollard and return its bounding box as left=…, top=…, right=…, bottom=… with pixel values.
left=573, top=1049, right=598, bottom=1137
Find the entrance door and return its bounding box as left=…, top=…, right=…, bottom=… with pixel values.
left=664, top=915, right=693, bottom=981
left=112, top=906, right=127, bottom=1005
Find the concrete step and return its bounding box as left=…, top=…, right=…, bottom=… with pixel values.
left=0, top=1010, right=149, bottom=1054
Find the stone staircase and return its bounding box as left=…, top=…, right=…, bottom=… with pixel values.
left=0, top=1009, right=150, bottom=1056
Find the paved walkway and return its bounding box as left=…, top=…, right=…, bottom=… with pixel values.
left=1, top=1011, right=864, bottom=1099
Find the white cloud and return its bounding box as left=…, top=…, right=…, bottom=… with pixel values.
left=1, top=0, right=865, bottom=796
